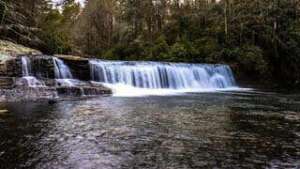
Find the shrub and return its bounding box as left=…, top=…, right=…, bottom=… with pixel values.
left=151, top=35, right=170, bottom=61
left=167, top=37, right=197, bottom=62
left=193, top=37, right=220, bottom=63
left=237, top=45, right=269, bottom=77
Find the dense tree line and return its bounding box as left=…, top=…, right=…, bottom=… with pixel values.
left=1, top=0, right=300, bottom=87
left=0, top=0, right=80, bottom=53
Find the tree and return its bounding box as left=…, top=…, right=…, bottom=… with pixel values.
left=73, top=0, right=115, bottom=55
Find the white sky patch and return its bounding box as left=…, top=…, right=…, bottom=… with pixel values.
left=52, top=0, right=85, bottom=6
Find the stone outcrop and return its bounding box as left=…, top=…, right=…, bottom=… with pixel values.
left=0, top=46, right=112, bottom=101
left=0, top=77, right=15, bottom=89
left=0, top=40, right=41, bottom=57
left=30, top=55, right=56, bottom=79
left=56, top=55, right=91, bottom=81
left=1, top=58, right=22, bottom=77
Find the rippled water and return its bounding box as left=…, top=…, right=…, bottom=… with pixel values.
left=0, top=91, right=300, bottom=169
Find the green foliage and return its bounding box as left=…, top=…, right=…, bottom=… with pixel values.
left=167, top=38, right=197, bottom=62
left=38, top=0, right=80, bottom=54
left=0, top=0, right=7, bottom=25
left=237, top=45, right=268, bottom=77
left=193, top=38, right=220, bottom=63
left=150, top=36, right=170, bottom=61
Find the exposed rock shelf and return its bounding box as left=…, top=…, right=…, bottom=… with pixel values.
left=0, top=54, right=112, bottom=102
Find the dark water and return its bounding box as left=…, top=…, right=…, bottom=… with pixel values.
left=0, top=91, right=300, bottom=169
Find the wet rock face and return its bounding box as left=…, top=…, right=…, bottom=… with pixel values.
left=0, top=77, right=15, bottom=89
left=56, top=87, right=84, bottom=97
left=54, top=80, right=112, bottom=96
left=0, top=54, right=112, bottom=101
left=31, top=56, right=55, bottom=79
left=83, top=87, right=112, bottom=95
left=0, top=55, right=57, bottom=79
left=57, top=86, right=111, bottom=97
left=57, top=56, right=90, bottom=81
left=3, top=58, right=22, bottom=77
left=2, top=55, right=92, bottom=80
left=1, top=55, right=55, bottom=78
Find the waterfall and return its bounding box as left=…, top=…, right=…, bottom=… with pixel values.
left=53, top=57, right=73, bottom=79
left=89, top=60, right=239, bottom=96
left=53, top=57, right=75, bottom=87
left=19, top=56, right=45, bottom=87
left=21, top=57, right=32, bottom=76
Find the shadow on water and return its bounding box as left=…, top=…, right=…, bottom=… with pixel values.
left=0, top=92, right=299, bottom=169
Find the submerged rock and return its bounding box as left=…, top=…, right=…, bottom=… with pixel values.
left=48, top=99, right=57, bottom=105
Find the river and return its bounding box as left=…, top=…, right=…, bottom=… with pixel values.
left=0, top=91, right=299, bottom=169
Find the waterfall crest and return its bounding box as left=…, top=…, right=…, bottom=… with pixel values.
left=90, top=60, right=237, bottom=89
left=90, top=60, right=238, bottom=96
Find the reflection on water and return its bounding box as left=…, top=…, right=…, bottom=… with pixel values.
left=0, top=91, right=300, bottom=169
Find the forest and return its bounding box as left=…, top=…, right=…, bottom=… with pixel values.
left=1, top=0, right=300, bottom=88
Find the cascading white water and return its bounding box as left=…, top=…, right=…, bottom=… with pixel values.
left=89, top=60, right=239, bottom=96
left=53, top=57, right=75, bottom=87
left=53, top=57, right=73, bottom=79
left=18, top=57, right=45, bottom=87
left=21, top=57, right=31, bottom=76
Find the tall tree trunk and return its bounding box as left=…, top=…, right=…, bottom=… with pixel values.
left=224, top=0, right=229, bottom=42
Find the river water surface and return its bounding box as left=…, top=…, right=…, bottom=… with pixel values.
left=0, top=91, right=300, bottom=169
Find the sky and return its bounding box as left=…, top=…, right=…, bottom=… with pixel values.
left=52, top=0, right=86, bottom=6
